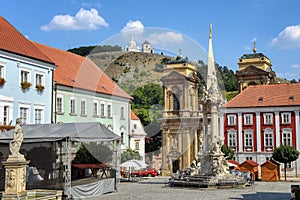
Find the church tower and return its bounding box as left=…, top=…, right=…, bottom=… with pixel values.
left=160, top=54, right=200, bottom=176
left=236, top=41, right=276, bottom=92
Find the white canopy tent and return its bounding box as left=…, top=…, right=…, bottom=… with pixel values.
left=120, top=159, right=148, bottom=169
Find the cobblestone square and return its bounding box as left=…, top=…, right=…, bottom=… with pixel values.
left=86, top=177, right=298, bottom=200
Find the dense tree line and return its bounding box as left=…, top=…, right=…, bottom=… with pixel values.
left=68, top=45, right=122, bottom=56
left=131, top=83, right=163, bottom=155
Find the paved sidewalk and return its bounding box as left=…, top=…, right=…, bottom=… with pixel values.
left=85, top=176, right=299, bottom=200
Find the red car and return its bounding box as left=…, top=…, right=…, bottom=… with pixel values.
left=131, top=168, right=158, bottom=177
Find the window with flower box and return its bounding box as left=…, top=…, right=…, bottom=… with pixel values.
left=0, top=63, right=5, bottom=86
left=20, top=68, right=32, bottom=90
left=35, top=73, right=45, bottom=92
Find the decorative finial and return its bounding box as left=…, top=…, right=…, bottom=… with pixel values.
left=253, top=40, right=257, bottom=53
left=209, top=23, right=213, bottom=39
left=176, top=49, right=183, bottom=60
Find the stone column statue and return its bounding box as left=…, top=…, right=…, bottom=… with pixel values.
left=9, top=118, right=23, bottom=157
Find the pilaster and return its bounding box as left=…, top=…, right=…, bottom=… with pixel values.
left=256, top=112, right=261, bottom=152
left=238, top=113, right=243, bottom=152
left=275, top=111, right=280, bottom=147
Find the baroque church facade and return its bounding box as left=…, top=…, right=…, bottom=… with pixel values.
left=160, top=55, right=201, bottom=176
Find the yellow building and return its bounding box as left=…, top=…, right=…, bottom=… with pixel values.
left=236, top=42, right=276, bottom=92
left=160, top=56, right=201, bottom=176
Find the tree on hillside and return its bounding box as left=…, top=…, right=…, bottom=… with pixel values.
left=272, top=145, right=299, bottom=181
left=68, top=45, right=122, bottom=56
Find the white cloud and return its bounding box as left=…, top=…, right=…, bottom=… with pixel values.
left=291, top=64, right=300, bottom=68
left=147, top=31, right=183, bottom=46
left=41, top=8, right=108, bottom=31
left=271, top=24, right=300, bottom=49
left=121, top=20, right=144, bottom=36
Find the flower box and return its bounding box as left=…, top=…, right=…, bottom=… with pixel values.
left=21, top=81, right=32, bottom=90
left=36, top=84, right=45, bottom=92
left=0, top=125, right=14, bottom=132
left=0, top=78, right=6, bottom=86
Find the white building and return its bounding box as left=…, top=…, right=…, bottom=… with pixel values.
left=130, top=110, right=147, bottom=161
left=124, top=37, right=140, bottom=52
left=142, top=41, right=154, bottom=53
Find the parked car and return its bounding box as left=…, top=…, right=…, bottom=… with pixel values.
left=131, top=168, right=158, bottom=177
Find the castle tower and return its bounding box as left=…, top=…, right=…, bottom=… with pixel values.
left=161, top=55, right=200, bottom=176
left=236, top=41, right=276, bottom=92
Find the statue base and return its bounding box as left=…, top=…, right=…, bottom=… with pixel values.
left=2, top=155, right=29, bottom=199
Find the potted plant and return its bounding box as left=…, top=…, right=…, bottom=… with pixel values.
left=0, top=77, right=6, bottom=86
left=36, top=84, right=45, bottom=92
left=21, top=81, right=32, bottom=90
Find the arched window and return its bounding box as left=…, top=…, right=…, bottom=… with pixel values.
left=173, top=94, right=180, bottom=111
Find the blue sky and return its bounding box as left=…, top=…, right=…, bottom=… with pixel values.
left=1, top=0, right=300, bottom=80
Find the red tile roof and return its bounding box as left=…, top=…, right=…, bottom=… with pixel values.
left=240, top=160, right=258, bottom=167
left=33, top=42, right=132, bottom=99
left=225, top=83, right=300, bottom=108
left=131, top=110, right=140, bottom=120
left=228, top=160, right=239, bottom=166
left=0, top=17, right=53, bottom=64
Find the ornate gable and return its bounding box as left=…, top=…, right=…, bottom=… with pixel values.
left=236, top=65, right=268, bottom=76
left=161, top=70, right=186, bottom=82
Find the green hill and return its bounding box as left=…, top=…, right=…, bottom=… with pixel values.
left=88, top=51, right=173, bottom=94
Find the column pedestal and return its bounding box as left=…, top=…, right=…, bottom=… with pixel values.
left=2, top=155, right=29, bottom=200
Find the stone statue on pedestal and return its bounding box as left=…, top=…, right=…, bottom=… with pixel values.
left=9, top=118, right=23, bottom=157
left=2, top=118, right=29, bottom=199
